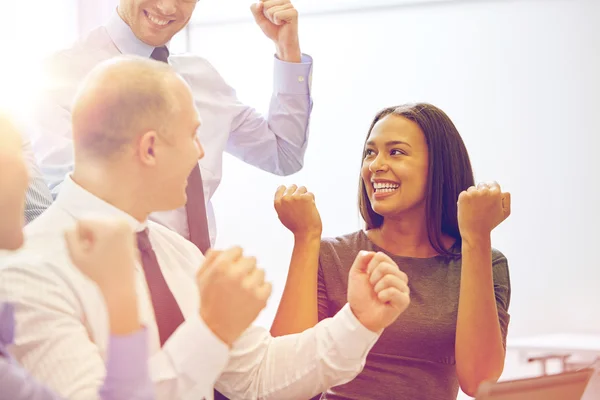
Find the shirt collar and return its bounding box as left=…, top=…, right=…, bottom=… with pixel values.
left=54, top=175, right=148, bottom=233
left=104, top=8, right=170, bottom=58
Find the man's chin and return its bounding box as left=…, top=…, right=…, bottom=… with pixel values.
left=138, top=32, right=170, bottom=48
left=136, top=21, right=179, bottom=47
left=131, top=22, right=168, bottom=47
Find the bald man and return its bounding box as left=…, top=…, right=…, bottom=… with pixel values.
left=0, top=56, right=410, bottom=400
left=0, top=115, right=155, bottom=399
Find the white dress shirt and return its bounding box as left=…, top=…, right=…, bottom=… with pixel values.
left=0, top=177, right=380, bottom=400
left=28, top=12, right=313, bottom=245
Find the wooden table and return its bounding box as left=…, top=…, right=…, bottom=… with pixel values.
left=506, top=333, right=600, bottom=399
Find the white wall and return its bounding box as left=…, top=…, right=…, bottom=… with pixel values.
left=77, top=0, right=117, bottom=37
left=0, top=0, right=77, bottom=112
left=188, top=0, right=600, bottom=338
left=190, top=0, right=458, bottom=24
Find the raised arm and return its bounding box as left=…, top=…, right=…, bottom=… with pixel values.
left=217, top=249, right=411, bottom=400
left=455, top=181, right=512, bottom=396
left=270, top=185, right=322, bottom=336
left=227, top=1, right=313, bottom=176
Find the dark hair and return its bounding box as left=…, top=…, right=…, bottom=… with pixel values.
left=358, top=103, right=475, bottom=257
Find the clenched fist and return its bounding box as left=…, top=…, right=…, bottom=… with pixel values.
left=250, top=0, right=301, bottom=62
left=274, top=184, right=322, bottom=239
left=347, top=251, right=411, bottom=333
left=65, top=218, right=137, bottom=294
left=197, top=247, right=272, bottom=347
left=64, top=218, right=140, bottom=335
left=457, top=181, right=511, bottom=244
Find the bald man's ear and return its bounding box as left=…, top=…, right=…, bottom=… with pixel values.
left=138, top=131, right=159, bottom=166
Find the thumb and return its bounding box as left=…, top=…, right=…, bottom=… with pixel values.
left=74, top=220, right=99, bottom=249
left=250, top=2, right=268, bottom=24
left=350, top=251, right=376, bottom=274
left=502, top=192, right=511, bottom=218
left=196, top=249, right=222, bottom=279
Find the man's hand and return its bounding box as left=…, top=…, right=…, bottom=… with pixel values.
left=65, top=218, right=140, bottom=335
left=347, top=251, right=411, bottom=333
left=65, top=218, right=137, bottom=296
left=250, top=0, right=301, bottom=62
left=274, top=184, right=322, bottom=240
left=197, top=247, right=272, bottom=347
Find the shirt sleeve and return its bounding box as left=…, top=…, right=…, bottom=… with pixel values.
left=0, top=262, right=229, bottom=400
left=0, top=330, right=155, bottom=400
left=317, top=259, right=329, bottom=322
left=99, top=329, right=154, bottom=400
left=225, top=55, right=314, bottom=176
left=215, top=303, right=379, bottom=400
left=0, top=356, right=65, bottom=400
left=491, top=249, right=511, bottom=348
left=27, top=97, right=74, bottom=198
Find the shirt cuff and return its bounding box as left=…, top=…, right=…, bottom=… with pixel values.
left=273, top=54, right=313, bottom=95
left=161, top=315, right=230, bottom=386
left=329, top=303, right=381, bottom=360
left=105, top=328, right=150, bottom=380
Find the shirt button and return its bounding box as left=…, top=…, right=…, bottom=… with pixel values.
left=298, top=76, right=305, bottom=82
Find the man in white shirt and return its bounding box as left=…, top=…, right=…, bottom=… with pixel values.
left=0, top=57, right=411, bottom=400
left=28, top=0, right=313, bottom=246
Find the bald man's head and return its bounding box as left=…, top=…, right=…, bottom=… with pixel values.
left=70, top=55, right=204, bottom=217
left=71, top=56, right=184, bottom=160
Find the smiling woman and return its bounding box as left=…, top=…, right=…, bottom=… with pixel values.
left=270, top=103, right=512, bottom=399
left=0, top=1, right=77, bottom=115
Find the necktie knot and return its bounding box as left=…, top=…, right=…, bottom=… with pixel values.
left=136, top=229, right=153, bottom=252
left=150, top=46, right=170, bottom=63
